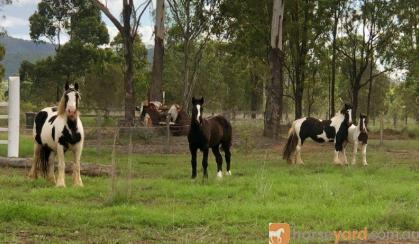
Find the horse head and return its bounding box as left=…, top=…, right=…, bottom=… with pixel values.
left=168, top=104, right=181, bottom=123
left=359, top=113, right=368, bottom=133
left=340, top=103, right=353, bottom=126
left=191, top=97, right=204, bottom=125
left=59, top=82, right=80, bottom=121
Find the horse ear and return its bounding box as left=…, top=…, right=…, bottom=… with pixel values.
left=65, top=82, right=69, bottom=90
left=200, top=97, right=204, bottom=104
left=74, top=82, right=79, bottom=91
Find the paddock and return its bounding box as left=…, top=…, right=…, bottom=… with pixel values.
left=0, top=116, right=418, bottom=242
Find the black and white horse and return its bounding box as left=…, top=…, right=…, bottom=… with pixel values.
left=283, top=104, right=353, bottom=165
left=29, top=83, right=84, bottom=187
left=345, top=113, right=368, bottom=165
left=188, top=97, right=232, bottom=178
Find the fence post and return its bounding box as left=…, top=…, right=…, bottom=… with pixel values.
left=8, top=76, right=20, bottom=158
left=165, top=115, right=171, bottom=153
left=380, top=114, right=384, bottom=146
left=96, top=111, right=103, bottom=153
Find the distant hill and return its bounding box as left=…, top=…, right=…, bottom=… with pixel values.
left=0, top=35, right=56, bottom=78
left=0, top=36, right=154, bottom=78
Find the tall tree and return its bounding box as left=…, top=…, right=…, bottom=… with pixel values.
left=90, top=0, right=151, bottom=125
left=167, top=0, right=216, bottom=110
left=337, top=0, right=396, bottom=118
left=264, top=0, right=284, bottom=138
left=0, top=0, right=12, bottom=79
left=150, top=0, right=165, bottom=102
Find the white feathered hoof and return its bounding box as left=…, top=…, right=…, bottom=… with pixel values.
left=216, top=171, right=223, bottom=178
left=226, top=170, right=232, bottom=176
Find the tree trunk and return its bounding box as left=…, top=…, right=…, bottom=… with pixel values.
left=294, top=76, right=303, bottom=119
left=352, top=84, right=360, bottom=120
left=366, top=60, right=374, bottom=118
left=264, top=0, right=284, bottom=138
left=331, top=7, right=338, bottom=117
left=250, top=65, right=259, bottom=119
left=123, top=1, right=135, bottom=125
left=182, top=40, right=191, bottom=110
left=150, top=0, right=165, bottom=102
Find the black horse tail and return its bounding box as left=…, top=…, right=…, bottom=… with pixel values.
left=282, top=122, right=298, bottom=163
left=39, top=145, right=51, bottom=176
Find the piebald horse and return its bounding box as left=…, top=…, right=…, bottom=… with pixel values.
left=188, top=97, right=232, bottom=178
left=345, top=113, right=368, bottom=165
left=29, top=83, right=84, bottom=187
left=168, top=104, right=191, bottom=136
left=283, top=104, right=353, bottom=165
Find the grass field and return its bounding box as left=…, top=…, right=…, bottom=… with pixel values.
left=0, top=133, right=418, bottom=243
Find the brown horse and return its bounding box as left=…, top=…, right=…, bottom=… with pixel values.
left=188, top=97, right=232, bottom=179
left=136, top=102, right=166, bottom=126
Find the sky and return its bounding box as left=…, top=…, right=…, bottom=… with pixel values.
left=1, top=0, right=156, bottom=46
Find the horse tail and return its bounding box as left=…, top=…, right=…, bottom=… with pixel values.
left=39, top=146, right=51, bottom=176
left=282, top=122, right=298, bottom=163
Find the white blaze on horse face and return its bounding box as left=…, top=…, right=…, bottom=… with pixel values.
left=66, top=91, right=78, bottom=117
left=347, top=109, right=352, bottom=124
left=362, top=118, right=367, bottom=132
left=196, top=104, right=201, bottom=123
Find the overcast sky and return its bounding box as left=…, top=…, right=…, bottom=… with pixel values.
left=1, top=0, right=156, bottom=46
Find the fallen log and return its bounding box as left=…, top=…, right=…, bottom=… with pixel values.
left=0, top=157, right=111, bottom=177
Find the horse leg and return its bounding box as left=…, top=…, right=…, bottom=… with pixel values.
left=73, top=145, right=84, bottom=187
left=296, top=140, right=304, bottom=165
left=351, top=141, right=358, bottom=165
left=189, top=146, right=198, bottom=179
left=47, top=151, right=56, bottom=183
left=361, top=143, right=368, bottom=166
left=202, top=148, right=209, bottom=178
left=342, top=148, right=348, bottom=165
left=333, top=140, right=344, bottom=165
left=212, top=147, right=223, bottom=178
left=56, top=146, right=66, bottom=187
left=28, top=143, right=40, bottom=179
left=223, top=144, right=232, bottom=175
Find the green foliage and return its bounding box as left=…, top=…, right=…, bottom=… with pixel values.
left=29, top=0, right=109, bottom=47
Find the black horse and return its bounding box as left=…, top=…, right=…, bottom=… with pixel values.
left=188, top=97, right=232, bottom=178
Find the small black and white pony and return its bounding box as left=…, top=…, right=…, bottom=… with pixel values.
left=29, top=83, right=84, bottom=187
left=188, top=97, right=232, bottom=178
left=345, top=113, right=368, bottom=165
left=283, top=104, right=353, bottom=165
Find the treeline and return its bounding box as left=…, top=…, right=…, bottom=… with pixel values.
left=11, top=0, right=419, bottom=130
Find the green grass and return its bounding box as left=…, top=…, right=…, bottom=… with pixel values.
left=0, top=134, right=418, bottom=243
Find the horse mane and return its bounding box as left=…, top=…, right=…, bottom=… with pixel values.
left=57, top=95, right=66, bottom=116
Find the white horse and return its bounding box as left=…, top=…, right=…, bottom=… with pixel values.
left=29, top=83, right=84, bottom=187
left=345, top=113, right=368, bottom=165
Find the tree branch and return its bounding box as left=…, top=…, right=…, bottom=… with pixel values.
left=90, top=0, right=123, bottom=33
left=133, top=0, right=152, bottom=37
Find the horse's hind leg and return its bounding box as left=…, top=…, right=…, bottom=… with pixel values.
left=222, top=143, right=232, bottom=175
left=212, top=146, right=223, bottom=178
left=296, top=140, right=304, bottom=165
left=47, top=151, right=56, bottom=183
left=29, top=143, right=40, bottom=179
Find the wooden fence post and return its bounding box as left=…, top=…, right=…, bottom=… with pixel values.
left=165, top=115, right=171, bottom=153
left=96, top=111, right=103, bottom=153
left=380, top=114, right=384, bottom=146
